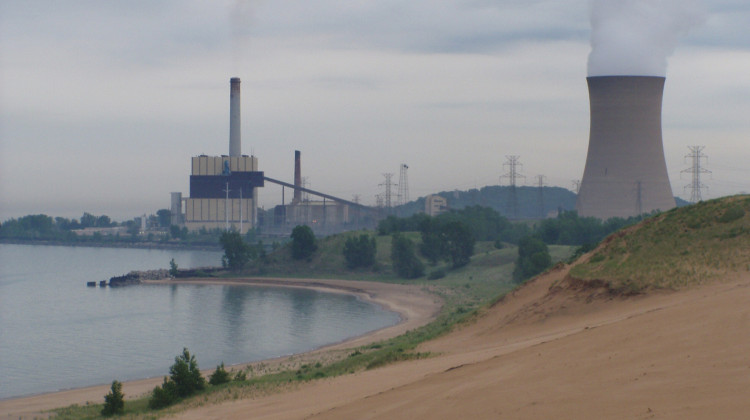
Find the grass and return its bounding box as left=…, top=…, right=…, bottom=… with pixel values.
left=50, top=231, right=575, bottom=419
left=570, top=195, right=750, bottom=292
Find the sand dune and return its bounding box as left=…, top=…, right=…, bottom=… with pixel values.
left=176, top=266, right=750, bottom=419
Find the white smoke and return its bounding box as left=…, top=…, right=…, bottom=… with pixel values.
left=587, top=0, right=706, bottom=77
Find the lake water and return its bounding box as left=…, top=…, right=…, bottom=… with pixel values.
left=0, top=244, right=399, bottom=399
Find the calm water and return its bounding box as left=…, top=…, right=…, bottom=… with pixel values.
left=0, top=244, right=399, bottom=399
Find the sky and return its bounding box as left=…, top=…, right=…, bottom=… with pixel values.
left=1, top=0, right=749, bottom=221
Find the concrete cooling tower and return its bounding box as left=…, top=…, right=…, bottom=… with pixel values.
left=576, top=76, right=676, bottom=219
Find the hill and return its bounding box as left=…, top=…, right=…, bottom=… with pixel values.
left=396, top=185, right=577, bottom=219
left=568, top=195, right=750, bottom=292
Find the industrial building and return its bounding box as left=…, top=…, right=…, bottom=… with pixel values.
left=265, top=151, right=357, bottom=233
left=171, top=78, right=264, bottom=233
left=424, top=195, right=448, bottom=216
left=576, top=76, right=676, bottom=219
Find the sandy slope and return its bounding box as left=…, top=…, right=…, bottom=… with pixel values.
left=175, top=266, right=750, bottom=420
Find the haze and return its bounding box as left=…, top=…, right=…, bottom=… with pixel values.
left=1, top=1, right=748, bottom=221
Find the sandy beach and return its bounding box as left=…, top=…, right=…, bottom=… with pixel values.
left=0, top=277, right=442, bottom=420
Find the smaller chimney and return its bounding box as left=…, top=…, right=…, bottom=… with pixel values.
left=293, top=150, right=302, bottom=204
left=229, top=77, right=241, bottom=156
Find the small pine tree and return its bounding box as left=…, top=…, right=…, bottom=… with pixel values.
left=208, top=362, right=232, bottom=386
left=149, top=377, right=177, bottom=409
left=169, top=258, right=178, bottom=277
left=169, top=347, right=206, bottom=398
left=101, top=380, right=125, bottom=416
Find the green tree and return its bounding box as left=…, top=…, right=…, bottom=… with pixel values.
left=513, top=235, right=552, bottom=282
left=149, top=377, right=177, bottom=409
left=343, top=234, right=377, bottom=269
left=208, top=362, right=232, bottom=386
left=442, top=220, right=475, bottom=268
left=80, top=212, right=98, bottom=228
left=391, top=233, right=424, bottom=279
left=101, top=380, right=125, bottom=416
left=169, top=258, right=178, bottom=277
left=290, top=225, right=317, bottom=260
left=169, top=347, right=206, bottom=398
left=220, top=231, right=254, bottom=270
left=156, top=209, right=172, bottom=228
left=418, top=218, right=446, bottom=265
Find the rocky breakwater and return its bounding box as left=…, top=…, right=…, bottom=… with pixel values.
left=108, top=269, right=170, bottom=287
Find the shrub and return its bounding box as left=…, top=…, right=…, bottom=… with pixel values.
left=343, top=234, right=377, bottom=269
left=234, top=369, right=247, bottom=382
left=291, top=225, right=317, bottom=260
left=220, top=231, right=255, bottom=270
left=718, top=205, right=745, bottom=223
left=101, top=380, right=124, bottom=416
left=391, top=234, right=424, bottom=279
left=513, top=235, right=552, bottom=282
left=427, top=269, right=446, bottom=280
left=149, top=377, right=178, bottom=409
left=209, top=362, right=232, bottom=386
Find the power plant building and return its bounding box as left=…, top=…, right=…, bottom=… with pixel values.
left=576, top=76, right=676, bottom=219
left=172, top=78, right=264, bottom=234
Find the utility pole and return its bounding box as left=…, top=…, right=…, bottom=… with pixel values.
left=635, top=180, right=643, bottom=217
left=380, top=173, right=396, bottom=212
left=397, top=164, right=409, bottom=207
left=500, top=156, right=525, bottom=218
left=223, top=182, right=230, bottom=231
left=681, top=146, right=710, bottom=203
left=536, top=175, right=546, bottom=219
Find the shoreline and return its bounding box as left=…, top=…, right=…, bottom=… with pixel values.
left=0, top=277, right=442, bottom=419
left=0, top=238, right=222, bottom=252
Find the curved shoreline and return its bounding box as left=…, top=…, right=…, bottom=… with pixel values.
left=0, top=277, right=442, bottom=419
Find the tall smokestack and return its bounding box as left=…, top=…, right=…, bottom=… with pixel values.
left=576, top=76, right=675, bottom=219
left=229, top=77, right=241, bottom=156
left=293, top=150, right=301, bottom=204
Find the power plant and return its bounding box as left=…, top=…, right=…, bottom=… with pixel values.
left=576, top=76, right=676, bottom=219
left=171, top=78, right=264, bottom=234
left=170, top=78, right=373, bottom=235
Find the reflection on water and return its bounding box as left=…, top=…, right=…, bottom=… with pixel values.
left=0, top=244, right=399, bottom=399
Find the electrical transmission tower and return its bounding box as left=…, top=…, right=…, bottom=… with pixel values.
left=681, top=146, right=710, bottom=203
left=380, top=173, right=396, bottom=212
left=500, top=156, right=525, bottom=218
left=536, top=175, right=546, bottom=218
left=635, top=180, right=643, bottom=217
left=397, top=164, right=409, bottom=206
left=571, top=180, right=581, bottom=194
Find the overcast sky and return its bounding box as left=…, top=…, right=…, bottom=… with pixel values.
left=1, top=1, right=749, bottom=221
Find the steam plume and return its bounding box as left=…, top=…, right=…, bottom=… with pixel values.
left=588, top=0, right=705, bottom=77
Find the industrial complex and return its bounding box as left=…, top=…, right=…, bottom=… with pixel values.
left=170, top=78, right=373, bottom=235
left=167, top=71, right=684, bottom=234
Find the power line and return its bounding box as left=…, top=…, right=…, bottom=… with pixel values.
left=681, top=146, right=710, bottom=203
